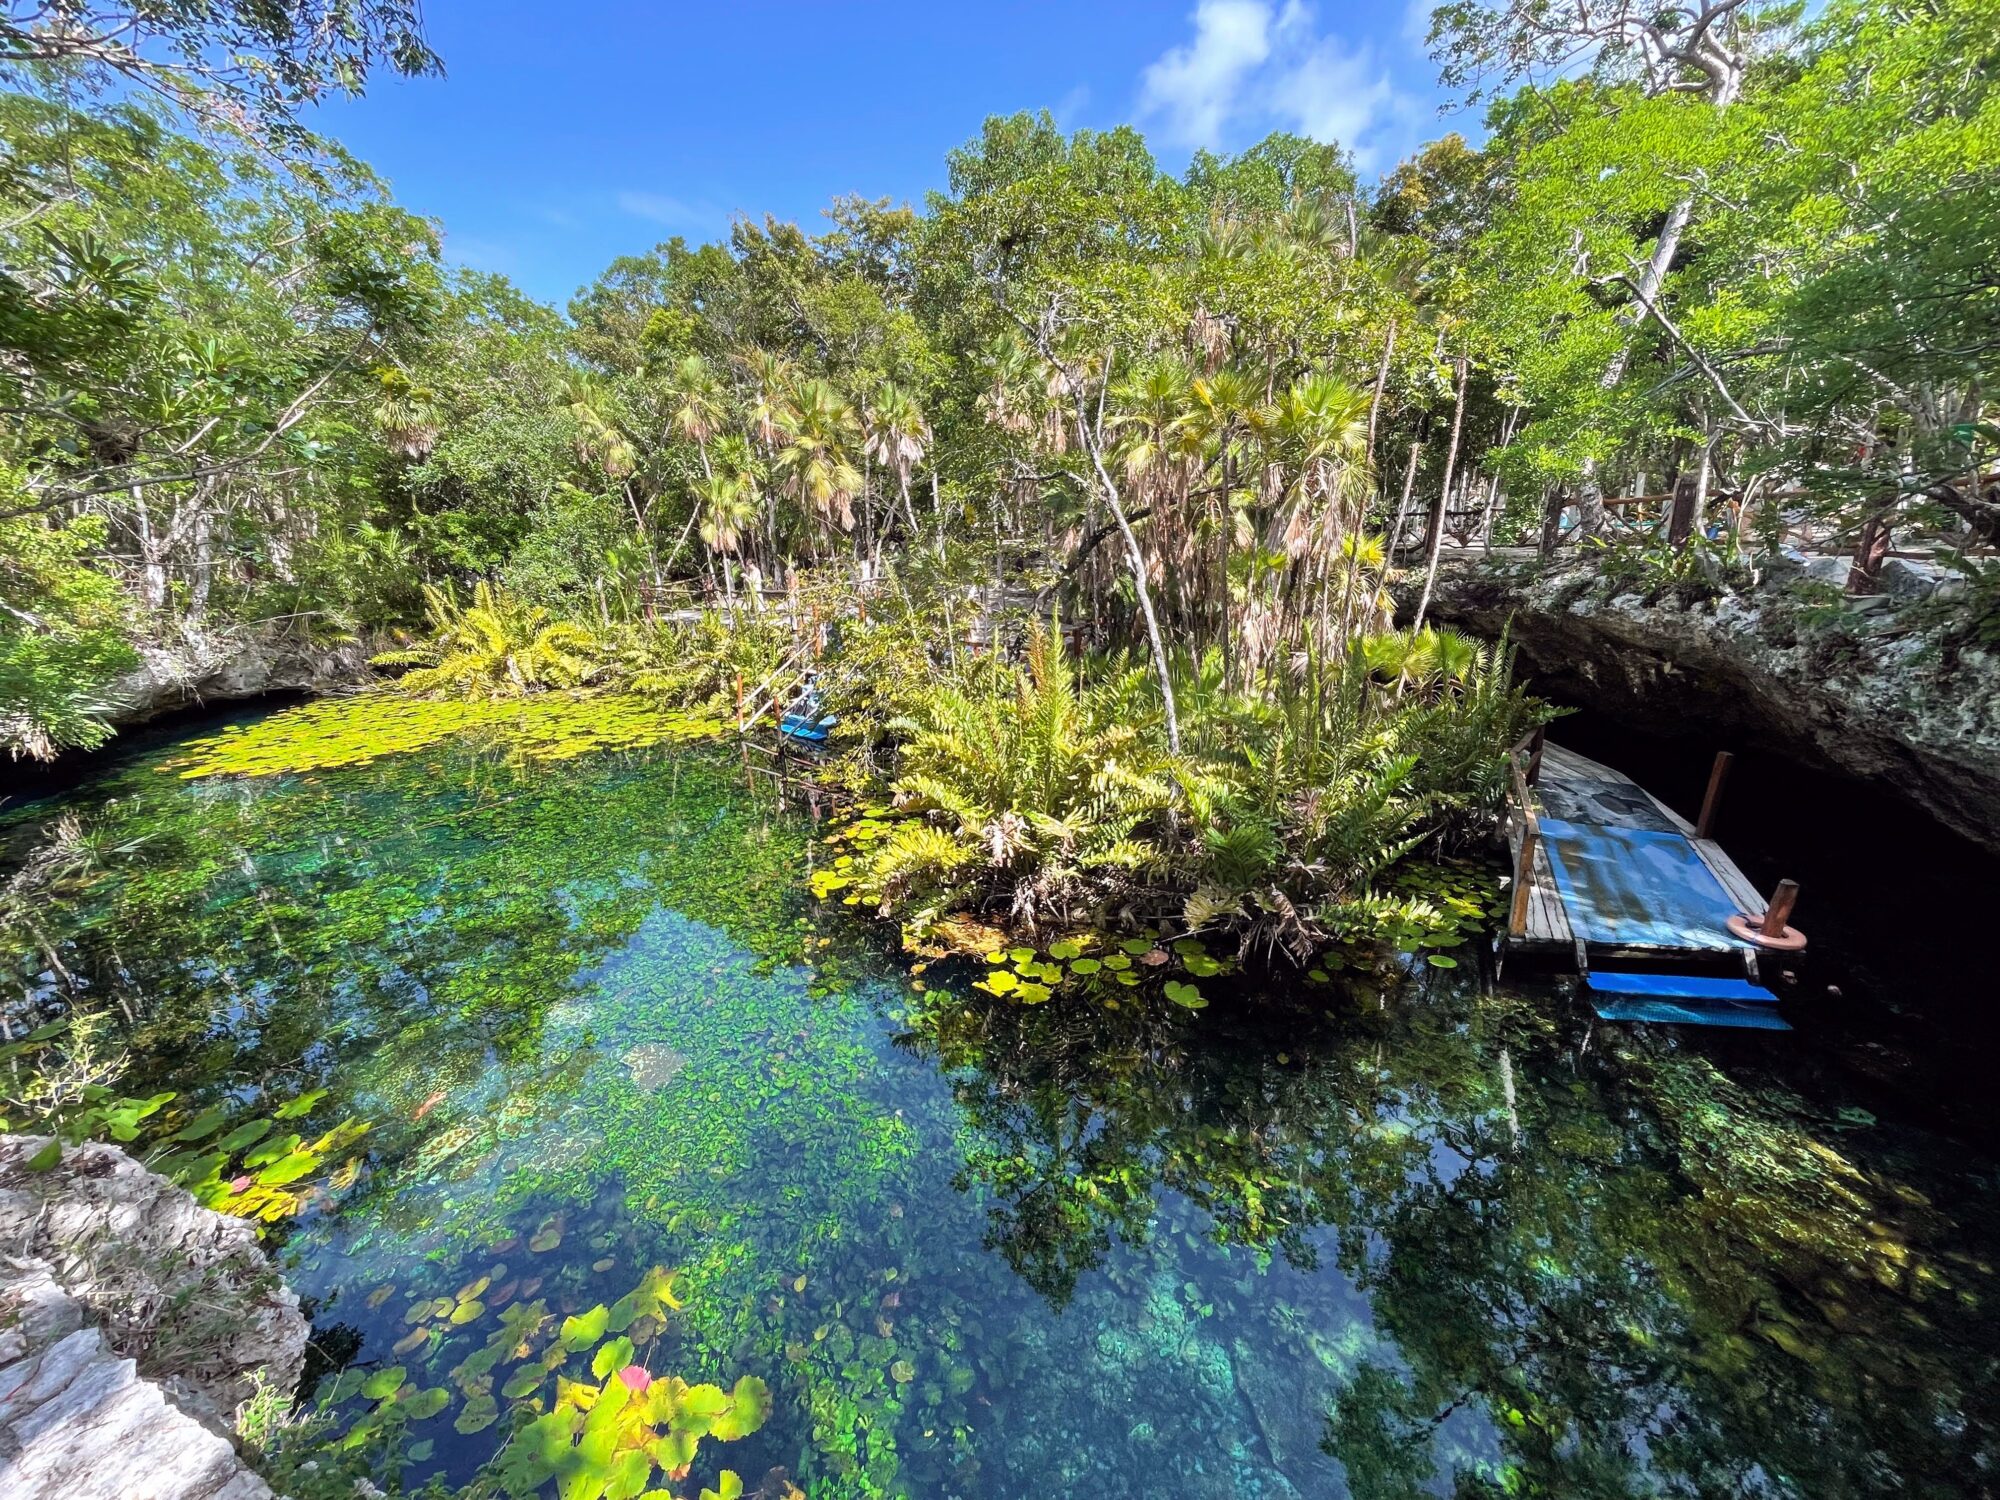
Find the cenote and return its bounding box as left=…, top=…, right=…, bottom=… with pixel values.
left=5, top=709, right=1997, bottom=1500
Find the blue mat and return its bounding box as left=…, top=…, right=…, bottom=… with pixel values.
left=1587, top=972, right=1778, bottom=1004
left=1591, top=997, right=1792, bottom=1031
left=1537, top=817, right=1746, bottom=951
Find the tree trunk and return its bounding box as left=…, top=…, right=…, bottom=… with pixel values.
left=1365, top=318, right=1396, bottom=475
left=1847, top=506, right=1894, bottom=595
left=1411, top=355, right=1470, bottom=635
left=1388, top=441, right=1423, bottom=559
left=1539, top=486, right=1567, bottom=558
left=1073, top=380, right=1180, bottom=754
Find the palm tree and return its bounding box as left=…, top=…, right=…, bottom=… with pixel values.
left=372, top=367, right=442, bottom=458
left=774, top=377, right=863, bottom=538
left=663, top=353, right=726, bottom=480
left=864, top=380, right=933, bottom=555
left=562, top=375, right=637, bottom=479
left=693, top=433, right=765, bottom=604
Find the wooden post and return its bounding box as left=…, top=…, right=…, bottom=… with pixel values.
left=1762, top=878, right=1800, bottom=936
left=1525, top=726, right=1547, bottom=786
left=1695, top=750, right=1734, bottom=839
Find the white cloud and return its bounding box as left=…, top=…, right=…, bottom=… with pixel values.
left=1052, top=83, right=1093, bottom=127
left=1139, top=0, right=1412, bottom=169
left=1139, top=0, right=1274, bottom=147
left=615, top=190, right=716, bottom=228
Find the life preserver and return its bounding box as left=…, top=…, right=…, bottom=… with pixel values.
left=1726, top=912, right=1807, bottom=951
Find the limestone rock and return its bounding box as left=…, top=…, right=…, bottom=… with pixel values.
left=105, top=630, right=377, bottom=731
left=0, top=1320, right=272, bottom=1499
left=1419, top=554, right=2000, bottom=855
left=0, top=1137, right=307, bottom=1425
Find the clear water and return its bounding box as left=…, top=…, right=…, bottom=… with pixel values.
left=5, top=716, right=1997, bottom=1500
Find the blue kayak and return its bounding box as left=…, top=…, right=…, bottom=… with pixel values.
left=778, top=712, right=838, bottom=744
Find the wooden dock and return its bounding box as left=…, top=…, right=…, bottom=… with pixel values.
left=1500, top=737, right=1784, bottom=984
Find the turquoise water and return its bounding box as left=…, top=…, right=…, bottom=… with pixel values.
left=4, top=715, right=1997, bottom=1499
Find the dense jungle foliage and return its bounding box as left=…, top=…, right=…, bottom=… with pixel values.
left=6, top=0, right=1997, bottom=752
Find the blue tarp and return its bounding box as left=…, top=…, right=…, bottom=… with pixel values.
left=1586, top=972, right=1778, bottom=1004
left=1590, top=996, right=1792, bottom=1030
left=1536, top=817, right=1746, bottom=950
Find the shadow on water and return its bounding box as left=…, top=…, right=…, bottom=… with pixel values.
left=2, top=706, right=1996, bottom=1499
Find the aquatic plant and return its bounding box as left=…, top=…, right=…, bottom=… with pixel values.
left=170, top=691, right=722, bottom=778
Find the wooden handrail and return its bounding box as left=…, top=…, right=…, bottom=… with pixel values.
left=1506, top=752, right=1542, bottom=938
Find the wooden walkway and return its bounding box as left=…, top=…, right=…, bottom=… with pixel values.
left=1503, top=740, right=1770, bottom=972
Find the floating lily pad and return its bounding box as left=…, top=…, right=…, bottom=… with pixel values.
left=453, top=1395, right=499, bottom=1434
left=401, top=1387, right=450, bottom=1420
left=1163, top=980, right=1208, bottom=1010
left=501, top=1366, right=544, bottom=1400
left=360, top=1366, right=407, bottom=1400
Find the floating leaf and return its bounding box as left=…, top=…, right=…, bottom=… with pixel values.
left=1048, top=940, right=1081, bottom=960
left=700, top=1471, right=745, bottom=1500
left=392, top=1328, right=430, bottom=1356
left=361, top=1367, right=407, bottom=1401
left=406, top=1439, right=434, bottom=1462
left=216, top=1118, right=272, bottom=1153
left=592, top=1336, right=637, bottom=1381
left=1015, top=981, right=1052, bottom=1004
left=254, top=1151, right=318, bottom=1186
left=560, top=1305, right=610, bottom=1352
left=1426, top=954, right=1459, bottom=969
left=454, top=1394, right=499, bottom=1434
left=273, top=1089, right=328, bottom=1120
left=450, top=1299, right=485, bottom=1325
left=706, top=1376, right=772, bottom=1441
left=172, top=1106, right=230, bottom=1143
left=889, top=1360, right=915, bottom=1384
left=402, top=1387, right=450, bottom=1420
left=1163, top=980, right=1208, bottom=1010
left=502, top=1367, right=544, bottom=1400
left=1069, top=957, right=1102, bottom=975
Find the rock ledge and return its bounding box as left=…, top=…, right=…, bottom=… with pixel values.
left=0, top=1136, right=308, bottom=1499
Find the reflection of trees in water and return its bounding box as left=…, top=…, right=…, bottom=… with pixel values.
left=906, top=977, right=2000, bottom=1496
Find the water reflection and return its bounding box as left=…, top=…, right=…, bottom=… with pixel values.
left=2, top=729, right=1995, bottom=1499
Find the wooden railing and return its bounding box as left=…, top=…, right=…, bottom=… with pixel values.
left=1504, top=726, right=1546, bottom=938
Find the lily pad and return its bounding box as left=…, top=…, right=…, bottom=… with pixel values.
left=1163, top=980, right=1208, bottom=1010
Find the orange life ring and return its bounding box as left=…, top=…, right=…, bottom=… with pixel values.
left=1727, top=912, right=1808, bottom=952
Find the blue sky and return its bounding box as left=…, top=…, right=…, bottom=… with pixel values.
left=310, top=1, right=1461, bottom=308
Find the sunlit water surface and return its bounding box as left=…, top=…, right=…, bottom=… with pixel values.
left=5, top=715, right=1997, bottom=1500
